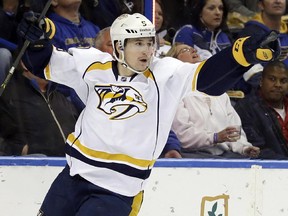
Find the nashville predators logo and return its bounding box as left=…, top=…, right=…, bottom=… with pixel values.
left=95, top=85, right=147, bottom=120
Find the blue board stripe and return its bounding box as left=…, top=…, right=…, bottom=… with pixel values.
left=1, top=157, right=288, bottom=169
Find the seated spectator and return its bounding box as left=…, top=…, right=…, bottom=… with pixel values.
left=167, top=43, right=260, bottom=159
left=46, top=0, right=100, bottom=49
left=94, top=27, right=113, bottom=55
left=173, top=0, right=253, bottom=99
left=234, top=61, right=288, bottom=159
left=172, top=91, right=259, bottom=159
left=166, top=43, right=201, bottom=63
left=154, top=0, right=171, bottom=58
left=173, top=0, right=232, bottom=61
left=0, top=65, right=78, bottom=156
left=94, top=27, right=182, bottom=159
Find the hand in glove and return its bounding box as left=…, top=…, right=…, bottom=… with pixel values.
left=233, top=31, right=280, bottom=67
left=17, top=11, right=55, bottom=43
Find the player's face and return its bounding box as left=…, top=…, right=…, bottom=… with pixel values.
left=200, top=0, right=224, bottom=31
left=260, top=66, right=288, bottom=106
left=259, top=0, right=286, bottom=16
left=124, top=37, right=155, bottom=72
left=175, top=44, right=201, bottom=63
left=155, top=2, right=164, bottom=32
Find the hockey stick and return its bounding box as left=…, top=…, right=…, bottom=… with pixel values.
left=0, top=0, right=52, bottom=96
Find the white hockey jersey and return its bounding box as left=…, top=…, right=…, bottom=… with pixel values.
left=44, top=46, right=202, bottom=196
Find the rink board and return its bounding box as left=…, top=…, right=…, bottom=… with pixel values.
left=0, top=157, right=288, bottom=216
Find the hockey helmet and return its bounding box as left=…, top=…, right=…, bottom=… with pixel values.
left=110, top=13, right=156, bottom=63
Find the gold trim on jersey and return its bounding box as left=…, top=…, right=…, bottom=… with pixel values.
left=67, top=134, right=156, bottom=168
left=192, top=61, right=205, bottom=91
left=143, top=69, right=153, bottom=79
left=86, top=62, right=112, bottom=72
left=44, top=65, right=51, bottom=80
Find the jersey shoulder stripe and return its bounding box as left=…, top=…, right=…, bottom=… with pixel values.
left=86, top=61, right=113, bottom=73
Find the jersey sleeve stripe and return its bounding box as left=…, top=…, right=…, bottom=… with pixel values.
left=86, top=61, right=113, bottom=73
left=44, top=65, right=51, bottom=80
left=192, top=61, right=205, bottom=91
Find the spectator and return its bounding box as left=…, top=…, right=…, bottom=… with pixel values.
left=94, top=27, right=182, bottom=159
left=172, top=91, right=260, bottom=159
left=47, top=0, right=100, bottom=50
left=173, top=2, right=250, bottom=100
left=0, top=65, right=78, bottom=156
left=238, top=0, right=288, bottom=65
left=234, top=60, right=288, bottom=159
left=154, top=0, right=171, bottom=57
left=173, top=0, right=232, bottom=61
left=94, top=27, right=113, bottom=55
left=167, top=43, right=260, bottom=159
left=166, top=42, right=201, bottom=63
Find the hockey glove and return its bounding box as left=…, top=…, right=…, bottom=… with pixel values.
left=232, top=31, right=280, bottom=67
left=17, top=11, right=56, bottom=44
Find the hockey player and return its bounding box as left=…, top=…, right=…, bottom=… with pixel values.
left=17, top=13, right=279, bottom=216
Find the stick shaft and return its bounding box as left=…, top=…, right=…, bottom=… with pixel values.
left=0, top=0, right=52, bottom=96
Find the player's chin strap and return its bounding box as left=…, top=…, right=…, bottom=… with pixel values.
left=114, top=50, right=152, bottom=74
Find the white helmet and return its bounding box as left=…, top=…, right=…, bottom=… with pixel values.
left=110, top=13, right=156, bottom=73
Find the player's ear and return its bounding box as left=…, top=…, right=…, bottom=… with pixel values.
left=116, top=41, right=123, bottom=52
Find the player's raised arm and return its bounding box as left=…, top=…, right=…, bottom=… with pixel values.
left=196, top=31, right=280, bottom=95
